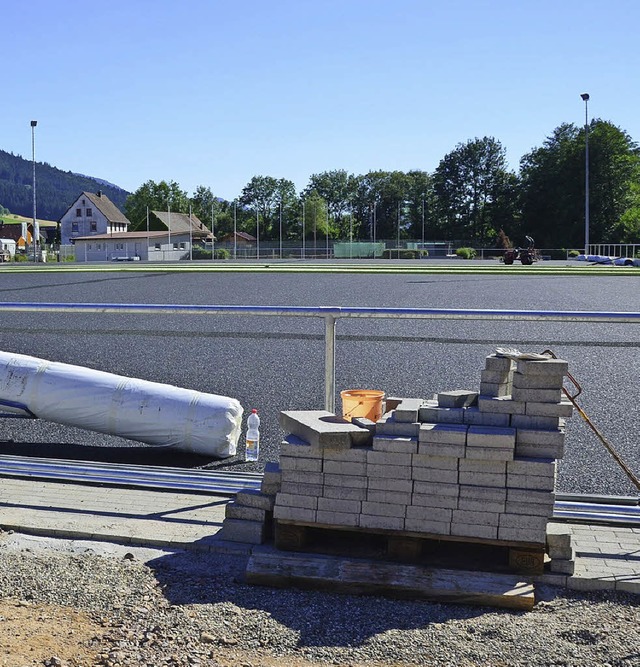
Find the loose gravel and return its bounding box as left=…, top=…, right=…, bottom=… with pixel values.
left=1, top=531, right=639, bottom=667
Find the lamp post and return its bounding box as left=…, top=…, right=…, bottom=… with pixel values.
left=30, top=120, right=37, bottom=262
left=581, top=93, right=590, bottom=256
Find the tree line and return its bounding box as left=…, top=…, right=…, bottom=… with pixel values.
left=125, top=119, right=640, bottom=249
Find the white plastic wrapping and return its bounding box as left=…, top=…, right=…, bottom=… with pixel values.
left=0, top=350, right=243, bottom=458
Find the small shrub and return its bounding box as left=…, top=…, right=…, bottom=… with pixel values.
left=214, top=248, right=230, bottom=259
left=456, top=247, right=477, bottom=260
left=568, top=249, right=581, bottom=258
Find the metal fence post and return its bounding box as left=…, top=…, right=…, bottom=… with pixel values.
left=324, top=314, right=336, bottom=413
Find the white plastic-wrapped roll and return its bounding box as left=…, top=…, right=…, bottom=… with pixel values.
left=0, top=350, right=243, bottom=458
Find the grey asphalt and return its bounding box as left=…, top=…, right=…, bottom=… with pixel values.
left=0, top=265, right=639, bottom=496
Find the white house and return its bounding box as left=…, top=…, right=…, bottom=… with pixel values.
left=60, top=191, right=131, bottom=245
left=0, top=238, right=16, bottom=261
left=73, top=231, right=198, bottom=262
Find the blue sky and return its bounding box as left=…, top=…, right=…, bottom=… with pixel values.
left=2, top=0, right=638, bottom=200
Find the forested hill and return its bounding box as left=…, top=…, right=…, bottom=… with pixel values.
left=0, top=149, right=129, bottom=220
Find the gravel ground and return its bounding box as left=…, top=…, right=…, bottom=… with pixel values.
left=0, top=531, right=639, bottom=667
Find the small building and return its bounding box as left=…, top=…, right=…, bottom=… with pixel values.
left=72, top=231, right=202, bottom=262
left=220, top=231, right=256, bottom=246
left=0, top=238, right=16, bottom=261
left=148, top=210, right=212, bottom=242
left=60, top=191, right=131, bottom=245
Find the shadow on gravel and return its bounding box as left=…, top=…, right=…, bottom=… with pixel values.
left=146, top=549, right=500, bottom=648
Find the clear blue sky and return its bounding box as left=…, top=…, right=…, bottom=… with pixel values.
left=2, top=0, right=638, bottom=200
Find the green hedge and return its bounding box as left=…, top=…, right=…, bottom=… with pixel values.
left=381, top=249, right=428, bottom=259
left=455, top=247, right=477, bottom=259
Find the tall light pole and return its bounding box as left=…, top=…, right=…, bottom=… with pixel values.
left=581, top=93, right=590, bottom=256
left=30, top=120, right=37, bottom=262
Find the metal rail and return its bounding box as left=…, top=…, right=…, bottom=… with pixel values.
left=2, top=302, right=640, bottom=414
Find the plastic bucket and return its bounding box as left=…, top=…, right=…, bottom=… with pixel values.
left=340, top=389, right=385, bottom=422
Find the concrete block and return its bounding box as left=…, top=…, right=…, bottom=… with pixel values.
left=315, top=509, right=359, bottom=527
left=323, top=473, right=367, bottom=489
left=404, top=517, right=451, bottom=535
left=384, top=397, right=403, bottom=412
left=351, top=416, right=376, bottom=432
left=516, top=428, right=565, bottom=447
left=225, top=502, right=267, bottom=522
left=411, top=492, right=459, bottom=510
left=508, top=488, right=555, bottom=504
left=511, top=387, right=564, bottom=404
left=323, top=459, right=367, bottom=476
left=458, top=459, right=506, bottom=487
left=261, top=462, right=282, bottom=495
left=465, top=446, right=514, bottom=461
left=367, top=489, right=413, bottom=505
left=405, top=505, right=453, bottom=523
left=375, top=413, right=420, bottom=437
left=467, top=425, right=516, bottom=448
left=361, top=500, right=407, bottom=518
left=505, top=501, right=554, bottom=518
left=221, top=518, right=266, bottom=544
left=457, top=496, right=505, bottom=513
left=451, top=523, right=498, bottom=540
left=546, top=530, right=572, bottom=552
left=511, top=414, right=561, bottom=430
left=480, top=370, right=511, bottom=385
left=463, top=407, right=510, bottom=427
left=236, top=489, right=276, bottom=511
left=279, top=410, right=370, bottom=449
left=322, top=447, right=369, bottom=463
left=412, top=453, right=459, bottom=470
left=437, top=390, right=478, bottom=408
left=419, top=422, right=468, bottom=444
left=359, top=514, right=405, bottom=531
left=458, top=486, right=506, bottom=513
left=549, top=559, right=575, bottom=575
left=279, top=455, right=323, bottom=473
left=499, top=513, right=548, bottom=531
left=479, top=382, right=512, bottom=398
left=413, top=465, right=459, bottom=484
left=417, top=442, right=466, bottom=458
left=367, top=450, right=413, bottom=467
left=260, top=481, right=282, bottom=496
left=452, top=509, right=499, bottom=526
left=367, top=463, right=412, bottom=479
left=368, top=476, right=414, bottom=493
left=478, top=396, right=525, bottom=415
left=498, top=526, right=546, bottom=544
left=484, top=354, right=515, bottom=373
left=281, top=469, right=324, bottom=486
left=279, top=481, right=323, bottom=497
left=317, top=497, right=361, bottom=514
left=547, top=541, right=574, bottom=560
left=280, top=434, right=322, bottom=458
left=507, top=472, right=556, bottom=491
left=507, top=457, right=556, bottom=478
left=394, top=398, right=425, bottom=423
left=418, top=402, right=464, bottom=424
left=412, top=480, right=460, bottom=498
left=323, top=485, right=367, bottom=501
left=516, top=358, right=568, bottom=376
left=273, top=504, right=317, bottom=523
left=512, top=372, right=566, bottom=390
left=275, top=493, right=318, bottom=510
left=372, top=435, right=418, bottom=454
left=515, top=442, right=564, bottom=460
left=525, top=400, right=573, bottom=418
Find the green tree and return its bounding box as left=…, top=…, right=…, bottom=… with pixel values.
left=239, top=176, right=297, bottom=242
left=304, top=170, right=356, bottom=229
left=433, top=137, right=514, bottom=244
left=125, top=180, right=189, bottom=231
left=190, top=186, right=224, bottom=233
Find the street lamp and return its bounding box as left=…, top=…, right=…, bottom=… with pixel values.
left=30, top=120, right=37, bottom=262
left=581, top=93, right=590, bottom=256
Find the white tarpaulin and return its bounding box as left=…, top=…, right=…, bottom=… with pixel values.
left=0, top=350, right=243, bottom=458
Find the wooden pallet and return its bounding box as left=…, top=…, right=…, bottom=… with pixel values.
left=274, top=520, right=546, bottom=575
left=246, top=545, right=536, bottom=611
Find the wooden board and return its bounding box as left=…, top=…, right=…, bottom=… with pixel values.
left=246, top=546, right=535, bottom=611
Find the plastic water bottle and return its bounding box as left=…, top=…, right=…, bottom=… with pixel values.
left=245, top=409, right=260, bottom=461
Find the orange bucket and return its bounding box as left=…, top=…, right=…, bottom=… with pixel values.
left=340, top=389, right=385, bottom=422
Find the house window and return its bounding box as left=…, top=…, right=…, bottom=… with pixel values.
left=76, top=208, right=81, bottom=217
left=86, top=208, right=92, bottom=217
left=154, top=243, right=161, bottom=250
left=173, top=243, right=179, bottom=250
left=179, top=242, right=185, bottom=249
left=90, top=221, right=97, bottom=232
left=72, top=222, right=78, bottom=232
left=88, top=244, right=92, bottom=250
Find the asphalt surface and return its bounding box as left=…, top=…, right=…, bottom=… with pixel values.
left=0, top=264, right=639, bottom=496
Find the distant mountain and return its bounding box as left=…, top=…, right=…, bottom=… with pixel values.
left=0, top=149, right=130, bottom=221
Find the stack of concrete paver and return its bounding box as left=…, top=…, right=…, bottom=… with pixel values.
left=223, top=352, right=574, bottom=569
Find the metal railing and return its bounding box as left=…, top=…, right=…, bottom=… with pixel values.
left=2, top=302, right=640, bottom=415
